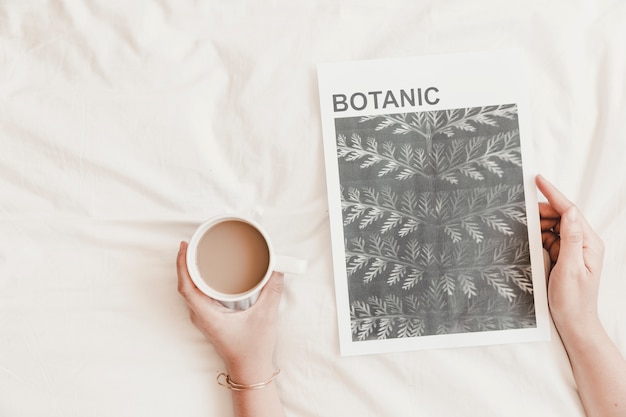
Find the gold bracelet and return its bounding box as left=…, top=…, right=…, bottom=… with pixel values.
left=217, top=369, right=281, bottom=391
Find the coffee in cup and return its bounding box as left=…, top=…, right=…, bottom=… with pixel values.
left=186, top=215, right=307, bottom=309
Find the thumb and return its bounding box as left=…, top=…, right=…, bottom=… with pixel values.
left=556, top=206, right=585, bottom=268
left=254, top=272, right=285, bottom=311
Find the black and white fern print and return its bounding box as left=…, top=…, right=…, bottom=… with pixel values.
left=334, top=104, right=537, bottom=342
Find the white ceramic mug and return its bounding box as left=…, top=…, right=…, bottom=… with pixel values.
left=186, top=215, right=307, bottom=310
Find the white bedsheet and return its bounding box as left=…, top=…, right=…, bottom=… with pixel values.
left=1, top=1, right=624, bottom=416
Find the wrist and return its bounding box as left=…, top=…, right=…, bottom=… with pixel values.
left=554, top=315, right=604, bottom=346
left=226, top=360, right=277, bottom=385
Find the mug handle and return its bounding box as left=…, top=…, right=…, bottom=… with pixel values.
left=273, top=255, right=308, bottom=275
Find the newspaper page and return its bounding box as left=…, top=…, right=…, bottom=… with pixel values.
left=318, top=50, right=550, bottom=356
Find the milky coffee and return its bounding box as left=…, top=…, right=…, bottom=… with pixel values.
left=195, top=220, right=270, bottom=294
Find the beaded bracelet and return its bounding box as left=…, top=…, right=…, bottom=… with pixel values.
left=217, top=369, right=281, bottom=391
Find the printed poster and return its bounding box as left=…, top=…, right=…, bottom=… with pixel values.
left=318, top=51, right=550, bottom=356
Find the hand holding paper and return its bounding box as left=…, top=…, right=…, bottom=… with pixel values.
left=536, top=174, right=604, bottom=332
left=536, top=175, right=625, bottom=417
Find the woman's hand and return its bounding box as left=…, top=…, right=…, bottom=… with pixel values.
left=536, top=175, right=605, bottom=336
left=536, top=175, right=625, bottom=417
left=176, top=241, right=284, bottom=384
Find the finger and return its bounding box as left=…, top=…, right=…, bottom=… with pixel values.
left=536, top=174, right=594, bottom=235
left=548, top=238, right=560, bottom=263
left=176, top=241, right=207, bottom=305
left=535, top=175, right=575, bottom=215
left=542, top=231, right=560, bottom=263
left=542, top=230, right=558, bottom=250
left=253, top=272, right=285, bottom=312
left=538, top=202, right=561, bottom=219
left=555, top=206, right=584, bottom=269
left=540, top=218, right=559, bottom=232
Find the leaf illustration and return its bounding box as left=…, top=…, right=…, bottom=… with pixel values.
left=360, top=104, right=517, bottom=140
left=337, top=133, right=429, bottom=180
left=341, top=186, right=430, bottom=237
left=349, top=279, right=536, bottom=341
left=337, top=104, right=535, bottom=341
